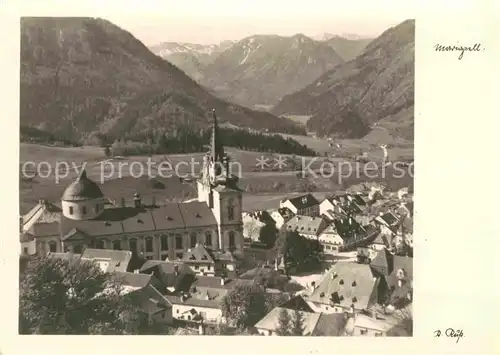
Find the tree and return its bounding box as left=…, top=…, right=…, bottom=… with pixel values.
left=291, top=308, right=305, bottom=336
left=220, top=283, right=266, bottom=329
left=259, top=223, right=278, bottom=248
left=276, top=230, right=323, bottom=274
left=275, top=308, right=291, bottom=336
left=19, top=255, right=143, bottom=335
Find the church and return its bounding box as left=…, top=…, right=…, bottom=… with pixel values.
left=20, top=109, right=245, bottom=261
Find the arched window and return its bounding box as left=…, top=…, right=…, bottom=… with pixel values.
left=228, top=231, right=236, bottom=249
left=129, top=238, right=138, bottom=254
left=161, top=235, right=169, bottom=251
left=82, top=206, right=87, bottom=215
left=190, top=232, right=197, bottom=248
left=227, top=199, right=234, bottom=221
left=113, top=240, right=121, bottom=250
left=205, top=231, right=212, bottom=246
left=69, top=206, right=74, bottom=215
left=145, top=237, right=153, bottom=253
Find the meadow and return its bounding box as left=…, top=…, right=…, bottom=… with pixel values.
left=19, top=142, right=414, bottom=214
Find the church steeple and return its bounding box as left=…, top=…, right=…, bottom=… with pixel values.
left=210, top=109, right=224, bottom=163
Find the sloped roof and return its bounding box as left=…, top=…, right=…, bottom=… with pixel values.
left=58, top=202, right=216, bottom=239
left=370, top=249, right=395, bottom=276
left=353, top=314, right=399, bottom=333
left=311, top=313, right=347, bottom=336
left=114, top=272, right=153, bottom=289
left=81, top=248, right=132, bottom=272
left=139, top=260, right=195, bottom=292
left=22, top=200, right=61, bottom=233
left=178, top=201, right=217, bottom=227
left=192, top=275, right=254, bottom=290
left=182, top=244, right=215, bottom=264
left=254, top=307, right=321, bottom=335
left=127, top=284, right=172, bottom=315
left=286, top=194, right=320, bottom=210
left=308, top=263, right=378, bottom=310
left=284, top=215, right=328, bottom=236
left=278, top=295, right=315, bottom=312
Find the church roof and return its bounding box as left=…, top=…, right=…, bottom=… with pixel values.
left=62, top=169, right=104, bottom=201
left=59, top=202, right=217, bottom=238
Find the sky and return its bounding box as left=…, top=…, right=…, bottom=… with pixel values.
left=9, top=0, right=416, bottom=45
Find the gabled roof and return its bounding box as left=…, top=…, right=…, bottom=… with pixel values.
left=192, top=275, right=254, bottom=290
left=22, top=200, right=62, bottom=233
left=62, top=227, right=89, bottom=241
left=284, top=215, right=328, bottom=236
left=308, top=263, right=378, bottom=310
left=278, top=295, right=315, bottom=312
left=254, top=307, right=321, bottom=335
left=182, top=244, right=215, bottom=264
left=114, top=271, right=153, bottom=289
left=127, top=284, right=172, bottom=315
left=286, top=194, right=319, bottom=210
left=81, top=248, right=132, bottom=272
left=139, top=260, right=195, bottom=292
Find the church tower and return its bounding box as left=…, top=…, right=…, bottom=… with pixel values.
left=197, top=109, right=244, bottom=254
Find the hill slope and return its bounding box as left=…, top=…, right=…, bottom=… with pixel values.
left=272, top=20, right=415, bottom=140
left=324, top=36, right=373, bottom=61
left=200, top=34, right=345, bottom=108
left=20, top=18, right=303, bottom=143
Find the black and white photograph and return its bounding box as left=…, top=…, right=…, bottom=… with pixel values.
left=18, top=6, right=416, bottom=337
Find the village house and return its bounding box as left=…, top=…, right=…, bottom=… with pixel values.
left=317, top=224, right=344, bottom=255
left=279, top=194, right=320, bottom=217
left=80, top=248, right=133, bottom=273
left=139, top=260, right=196, bottom=295
left=345, top=313, right=401, bottom=336
left=175, top=244, right=239, bottom=277
left=305, top=263, right=380, bottom=314
left=254, top=295, right=347, bottom=336
left=268, top=207, right=294, bottom=229
left=165, top=275, right=254, bottom=324
left=283, top=215, right=329, bottom=240
left=20, top=110, right=245, bottom=261
left=125, top=281, right=174, bottom=325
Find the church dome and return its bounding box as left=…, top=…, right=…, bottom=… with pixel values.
left=62, top=169, right=104, bottom=201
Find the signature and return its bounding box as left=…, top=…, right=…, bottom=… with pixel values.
left=434, top=328, right=464, bottom=343
left=434, top=43, right=484, bottom=60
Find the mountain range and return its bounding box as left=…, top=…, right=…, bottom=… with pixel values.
left=151, top=34, right=373, bottom=109
left=272, top=19, right=415, bottom=140
left=199, top=34, right=345, bottom=108
left=20, top=18, right=304, bottom=143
